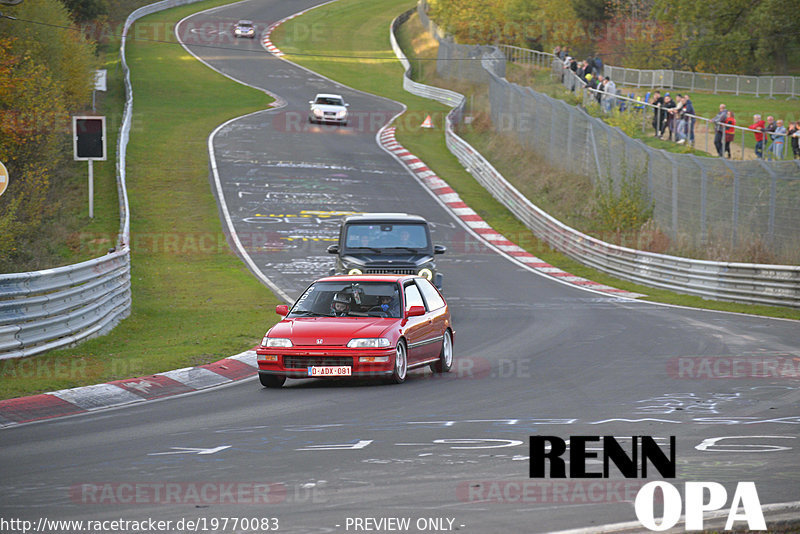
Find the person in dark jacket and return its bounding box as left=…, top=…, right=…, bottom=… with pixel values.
left=651, top=91, right=665, bottom=137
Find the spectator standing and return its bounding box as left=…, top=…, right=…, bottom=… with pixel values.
left=662, top=94, right=677, bottom=140
left=724, top=111, right=736, bottom=158
left=790, top=121, right=800, bottom=159
left=683, top=94, right=696, bottom=145
left=582, top=59, right=593, bottom=81
left=595, top=75, right=604, bottom=104
left=748, top=114, right=766, bottom=159
left=593, top=55, right=603, bottom=76
left=651, top=91, right=665, bottom=136
left=768, top=120, right=787, bottom=160
left=712, top=104, right=728, bottom=157
left=763, top=115, right=776, bottom=155
left=603, top=76, right=617, bottom=113
left=674, top=95, right=688, bottom=144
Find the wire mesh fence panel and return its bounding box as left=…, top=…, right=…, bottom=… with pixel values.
left=673, top=71, right=694, bottom=90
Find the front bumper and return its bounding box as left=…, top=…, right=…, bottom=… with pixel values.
left=256, top=346, right=395, bottom=378
left=310, top=113, right=347, bottom=124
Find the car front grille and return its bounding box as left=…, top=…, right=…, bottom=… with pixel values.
left=283, top=355, right=353, bottom=369
left=365, top=268, right=416, bottom=275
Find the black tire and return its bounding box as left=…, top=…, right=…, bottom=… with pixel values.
left=389, top=340, right=407, bottom=384
left=430, top=329, right=453, bottom=373
left=259, top=373, right=286, bottom=388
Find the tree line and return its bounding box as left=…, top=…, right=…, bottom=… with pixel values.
left=0, top=0, right=100, bottom=270
left=425, top=0, right=800, bottom=74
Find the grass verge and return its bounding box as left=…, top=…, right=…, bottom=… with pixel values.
left=0, top=0, right=282, bottom=400
left=271, top=0, right=800, bottom=321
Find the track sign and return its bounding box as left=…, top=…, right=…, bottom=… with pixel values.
left=0, top=161, right=8, bottom=198
left=73, top=116, right=107, bottom=161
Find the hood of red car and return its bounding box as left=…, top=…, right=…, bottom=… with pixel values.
left=268, top=317, right=395, bottom=347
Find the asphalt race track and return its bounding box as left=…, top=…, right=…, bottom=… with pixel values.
left=1, top=1, right=799, bottom=532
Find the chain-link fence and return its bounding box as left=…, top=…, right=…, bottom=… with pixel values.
left=495, top=43, right=800, bottom=98
left=418, top=1, right=800, bottom=263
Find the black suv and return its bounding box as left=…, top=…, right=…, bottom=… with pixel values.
left=327, top=213, right=446, bottom=289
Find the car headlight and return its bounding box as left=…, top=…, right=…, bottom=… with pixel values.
left=417, top=268, right=433, bottom=280
left=337, top=110, right=347, bottom=118
left=263, top=337, right=292, bottom=348
left=347, top=338, right=391, bottom=348
left=313, top=108, right=323, bottom=117
left=347, top=268, right=363, bottom=275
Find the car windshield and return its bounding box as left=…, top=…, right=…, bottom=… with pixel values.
left=237, top=21, right=253, bottom=27
left=344, top=223, right=429, bottom=251
left=315, top=96, right=344, bottom=106
left=290, top=281, right=402, bottom=319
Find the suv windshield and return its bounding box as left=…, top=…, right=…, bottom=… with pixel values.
left=344, top=223, right=429, bottom=251
left=291, top=281, right=402, bottom=318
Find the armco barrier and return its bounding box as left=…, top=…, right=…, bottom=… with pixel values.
left=391, top=5, right=800, bottom=308
left=0, top=0, right=210, bottom=361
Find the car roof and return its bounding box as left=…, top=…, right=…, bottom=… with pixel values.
left=343, top=213, right=427, bottom=224
left=314, top=274, right=419, bottom=284
left=314, top=93, right=344, bottom=100
left=237, top=20, right=253, bottom=24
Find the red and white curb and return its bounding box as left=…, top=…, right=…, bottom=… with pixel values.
left=378, top=127, right=646, bottom=299
left=0, top=350, right=258, bottom=428
left=262, top=21, right=284, bottom=57
left=261, top=1, right=337, bottom=58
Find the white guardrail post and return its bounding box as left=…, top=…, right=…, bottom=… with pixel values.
left=392, top=4, right=800, bottom=308
left=0, top=0, right=210, bottom=360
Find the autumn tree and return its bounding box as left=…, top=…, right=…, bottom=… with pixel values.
left=652, top=0, right=800, bottom=73
left=426, top=0, right=584, bottom=52
left=0, top=0, right=96, bottom=271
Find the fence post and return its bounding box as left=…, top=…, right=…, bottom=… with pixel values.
left=741, top=128, right=746, bottom=160
left=672, top=159, right=679, bottom=240
left=700, top=163, right=707, bottom=245
left=732, top=167, right=740, bottom=249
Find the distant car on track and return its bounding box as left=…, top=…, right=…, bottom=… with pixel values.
left=308, top=93, right=349, bottom=125
left=256, top=274, right=454, bottom=388
left=233, top=20, right=255, bottom=38
left=327, top=213, right=446, bottom=289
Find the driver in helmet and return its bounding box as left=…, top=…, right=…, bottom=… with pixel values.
left=331, top=293, right=351, bottom=317
left=378, top=292, right=401, bottom=318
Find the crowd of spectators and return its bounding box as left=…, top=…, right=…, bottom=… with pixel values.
left=746, top=115, right=798, bottom=160
left=553, top=49, right=799, bottom=160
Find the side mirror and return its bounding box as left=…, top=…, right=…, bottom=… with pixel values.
left=434, top=244, right=446, bottom=255
left=345, top=103, right=350, bottom=107
left=327, top=244, right=339, bottom=254
left=276, top=305, right=289, bottom=316
left=308, top=100, right=314, bottom=104
left=407, top=305, right=425, bottom=317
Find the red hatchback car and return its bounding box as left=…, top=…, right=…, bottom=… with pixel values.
left=256, top=275, right=454, bottom=387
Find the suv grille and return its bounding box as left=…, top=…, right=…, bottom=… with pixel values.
left=365, top=268, right=416, bottom=275
left=284, top=356, right=353, bottom=369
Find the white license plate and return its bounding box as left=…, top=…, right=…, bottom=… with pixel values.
left=308, top=366, right=351, bottom=377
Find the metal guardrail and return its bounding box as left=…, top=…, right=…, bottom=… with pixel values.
left=0, top=0, right=211, bottom=361
left=391, top=3, right=800, bottom=308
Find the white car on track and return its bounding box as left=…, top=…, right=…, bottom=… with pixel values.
left=308, top=93, right=349, bottom=126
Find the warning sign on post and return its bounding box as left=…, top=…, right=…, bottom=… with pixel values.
left=0, top=161, right=8, bottom=198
